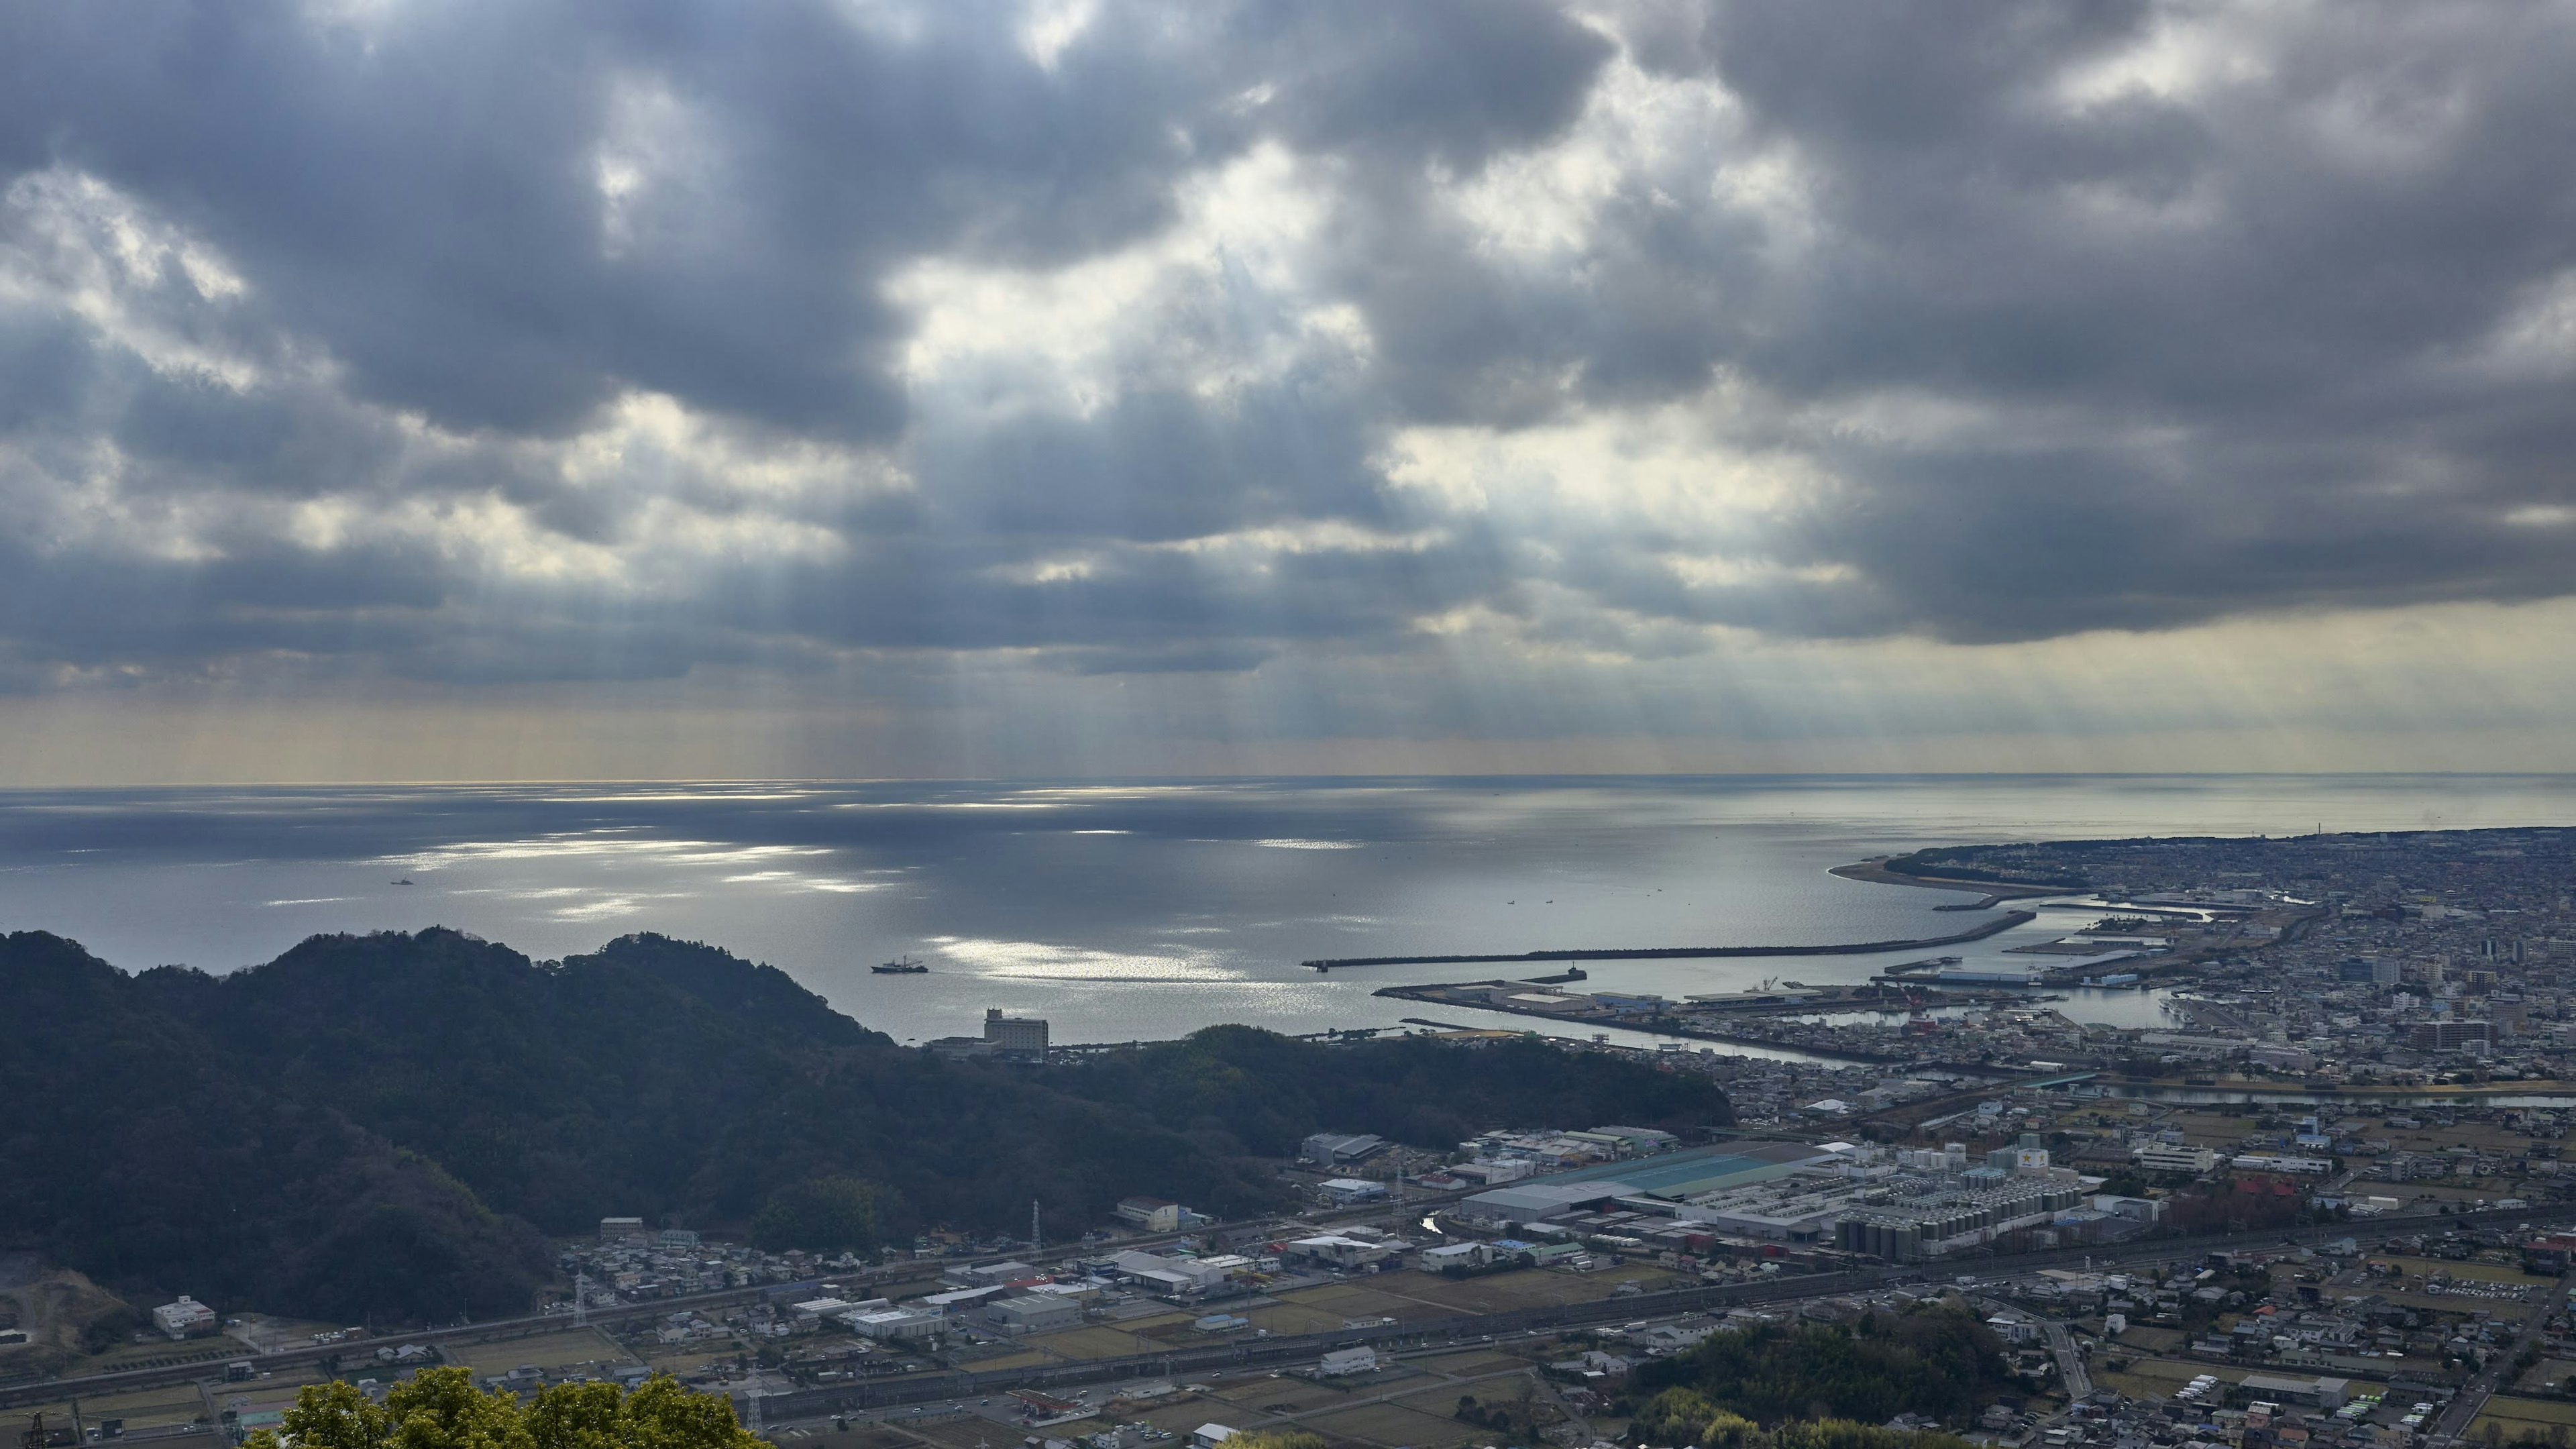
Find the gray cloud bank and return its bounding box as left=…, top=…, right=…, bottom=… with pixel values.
left=2, top=0, right=2573, bottom=708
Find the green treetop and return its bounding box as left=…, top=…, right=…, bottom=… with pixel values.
left=247, top=1368, right=763, bottom=1449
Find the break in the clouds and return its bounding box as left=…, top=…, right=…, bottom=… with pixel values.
left=2, top=0, right=2574, bottom=766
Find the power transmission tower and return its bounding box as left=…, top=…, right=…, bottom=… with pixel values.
left=1030, top=1198, right=1041, bottom=1251
left=574, top=1273, right=591, bottom=1328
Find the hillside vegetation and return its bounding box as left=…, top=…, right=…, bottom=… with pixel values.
left=0, top=927, right=1730, bottom=1324
left=1632, top=1303, right=2009, bottom=1431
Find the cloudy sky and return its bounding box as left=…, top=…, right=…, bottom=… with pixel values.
left=3, top=0, right=2573, bottom=781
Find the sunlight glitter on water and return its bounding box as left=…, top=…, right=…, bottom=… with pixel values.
left=2, top=774, right=2572, bottom=1047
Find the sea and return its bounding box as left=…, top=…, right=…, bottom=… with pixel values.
left=3, top=773, right=2571, bottom=1056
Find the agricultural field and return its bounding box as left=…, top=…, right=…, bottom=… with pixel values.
left=2404, top=1183, right=2530, bottom=1203
left=2160, top=1112, right=2262, bottom=1147
left=906, top=1415, right=1055, bottom=1449
left=1389, top=1373, right=1542, bottom=1421
left=1397, top=1348, right=1534, bottom=1377
left=1268, top=1282, right=1440, bottom=1322
left=445, top=1327, right=637, bottom=1376
left=2518, top=1359, right=2576, bottom=1395
left=634, top=1345, right=738, bottom=1380
left=2093, top=1354, right=2398, bottom=1407
left=72, top=1385, right=213, bottom=1432
left=2469, top=1395, right=2576, bottom=1444
left=1208, top=1376, right=1357, bottom=1414
left=1, top=1403, right=80, bottom=1446
left=210, top=1381, right=321, bottom=1440
left=1098, top=1309, right=1195, bottom=1336
left=69, top=1340, right=239, bottom=1376
left=2404, top=1125, right=2543, bottom=1154
left=1297, top=1399, right=1488, bottom=1448
left=1130, top=1401, right=1228, bottom=1438
left=1373, top=1267, right=1648, bottom=1317
left=2092, top=1355, right=2224, bottom=1400
left=1242, top=1300, right=1354, bottom=1336
left=1022, top=1324, right=1173, bottom=1360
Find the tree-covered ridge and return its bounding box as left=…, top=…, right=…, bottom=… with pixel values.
left=0, top=929, right=551, bottom=1328
left=1049, top=1023, right=1732, bottom=1157
left=0, top=926, right=1732, bottom=1325
left=1632, top=1303, right=2009, bottom=1430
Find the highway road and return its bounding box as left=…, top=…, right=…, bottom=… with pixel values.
left=0, top=1196, right=1462, bottom=1411
left=9, top=1201, right=2561, bottom=1417
left=733, top=1205, right=2576, bottom=1425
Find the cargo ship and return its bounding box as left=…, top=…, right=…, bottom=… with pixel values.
left=871, top=955, right=928, bottom=974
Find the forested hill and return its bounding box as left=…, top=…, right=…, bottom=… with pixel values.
left=0, top=928, right=1731, bottom=1326
left=1632, top=1301, right=2010, bottom=1434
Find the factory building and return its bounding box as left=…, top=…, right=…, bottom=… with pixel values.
left=2134, top=1143, right=2218, bottom=1174
left=1833, top=1181, right=2088, bottom=1260
left=1300, top=1132, right=1387, bottom=1165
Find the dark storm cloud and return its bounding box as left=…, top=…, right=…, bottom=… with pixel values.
left=0, top=0, right=1605, bottom=438
left=910, top=385, right=1393, bottom=543
left=1544, top=1, right=2576, bottom=642
left=1360, top=1, right=2576, bottom=646
left=0, top=0, right=2572, bottom=698
left=690, top=518, right=1512, bottom=659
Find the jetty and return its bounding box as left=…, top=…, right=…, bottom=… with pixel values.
left=1301, top=908, right=2035, bottom=971
left=1373, top=976, right=2061, bottom=1063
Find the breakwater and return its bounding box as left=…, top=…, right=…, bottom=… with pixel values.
left=1375, top=977, right=2055, bottom=1063
left=1301, top=908, right=2037, bottom=971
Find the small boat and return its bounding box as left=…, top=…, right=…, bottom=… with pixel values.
left=872, top=955, right=929, bottom=975
left=391, top=878, right=415, bottom=886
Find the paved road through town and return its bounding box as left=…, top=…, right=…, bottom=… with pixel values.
left=2043, top=1322, right=2092, bottom=1400
left=2425, top=1269, right=2573, bottom=1446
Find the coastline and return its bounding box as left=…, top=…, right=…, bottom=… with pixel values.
left=1302, top=908, right=2036, bottom=971
left=1372, top=977, right=2057, bottom=1065
left=1829, top=856, right=2072, bottom=910
left=1322, top=851, right=2099, bottom=1051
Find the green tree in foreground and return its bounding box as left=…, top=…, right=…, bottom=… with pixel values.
left=246, top=1367, right=763, bottom=1449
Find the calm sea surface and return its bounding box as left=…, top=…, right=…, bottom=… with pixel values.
left=1, top=774, right=2570, bottom=1049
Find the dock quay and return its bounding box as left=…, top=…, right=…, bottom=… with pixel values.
left=1371, top=976, right=2058, bottom=1063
